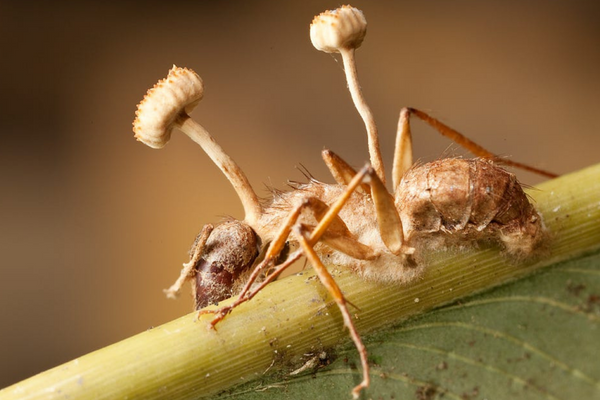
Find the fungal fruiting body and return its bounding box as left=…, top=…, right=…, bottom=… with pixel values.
left=133, top=66, right=204, bottom=149
left=132, top=6, right=556, bottom=399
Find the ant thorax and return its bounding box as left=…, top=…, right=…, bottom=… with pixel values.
left=256, top=178, right=421, bottom=284
left=132, top=5, right=556, bottom=399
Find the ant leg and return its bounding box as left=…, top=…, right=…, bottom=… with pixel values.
left=311, top=165, right=408, bottom=256
left=321, top=149, right=370, bottom=193
left=296, top=224, right=370, bottom=399
left=163, top=224, right=214, bottom=299
left=392, top=107, right=557, bottom=190
left=304, top=196, right=377, bottom=260
left=392, top=108, right=413, bottom=190
left=363, top=166, right=407, bottom=256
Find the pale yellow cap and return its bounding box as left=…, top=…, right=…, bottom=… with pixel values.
left=133, top=66, right=204, bottom=149
left=310, top=5, right=367, bottom=53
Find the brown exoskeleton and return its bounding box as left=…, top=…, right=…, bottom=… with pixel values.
left=132, top=6, right=557, bottom=399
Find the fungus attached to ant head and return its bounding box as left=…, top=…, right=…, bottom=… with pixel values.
left=133, top=66, right=263, bottom=307
left=133, top=6, right=557, bottom=399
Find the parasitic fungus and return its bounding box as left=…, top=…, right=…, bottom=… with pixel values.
left=133, top=65, right=262, bottom=226
left=310, top=5, right=385, bottom=184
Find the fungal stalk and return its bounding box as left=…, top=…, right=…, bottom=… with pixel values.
left=133, top=66, right=262, bottom=225
left=310, top=6, right=386, bottom=184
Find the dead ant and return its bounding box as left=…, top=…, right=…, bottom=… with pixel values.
left=132, top=5, right=556, bottom=399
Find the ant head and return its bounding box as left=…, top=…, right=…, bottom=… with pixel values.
left=192, top=220, right=260, bottom=309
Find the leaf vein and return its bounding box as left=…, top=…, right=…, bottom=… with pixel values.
left=395, top=321, right=600, bottom=389
left=384, top=341, right=564, bottom=400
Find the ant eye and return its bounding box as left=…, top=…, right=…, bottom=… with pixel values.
left=193, top=221, right=259, bottom=309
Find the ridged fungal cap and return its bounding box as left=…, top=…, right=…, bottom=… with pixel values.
left=310, top=5, right=367, bottom=53
left=133, top=66, right=204, bottom=149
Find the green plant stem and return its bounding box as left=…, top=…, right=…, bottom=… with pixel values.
left=2, top=163, right=600, bottom=400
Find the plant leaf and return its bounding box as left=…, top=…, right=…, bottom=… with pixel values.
left=221, top=250, right=600, bottom=399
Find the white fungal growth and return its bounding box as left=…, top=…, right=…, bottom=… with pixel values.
left=310, top=5, right=367, bottom=53
left=133, top=65, right=204, bottom=149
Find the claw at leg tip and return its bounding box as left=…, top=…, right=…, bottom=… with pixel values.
left=163, top=288, right=180, bottom=299
left=352, top=382, right=368, bottom=399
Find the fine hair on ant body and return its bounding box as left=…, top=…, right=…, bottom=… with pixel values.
left=132, top=6, right=557, bottom=399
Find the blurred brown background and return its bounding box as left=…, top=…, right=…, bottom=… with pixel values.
left=1, top=0, right=598, bottom=388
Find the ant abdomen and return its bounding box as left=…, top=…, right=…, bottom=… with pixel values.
left=396, top=158, right=544, bottom=256
left=192, top=220, right=260, bottom=310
